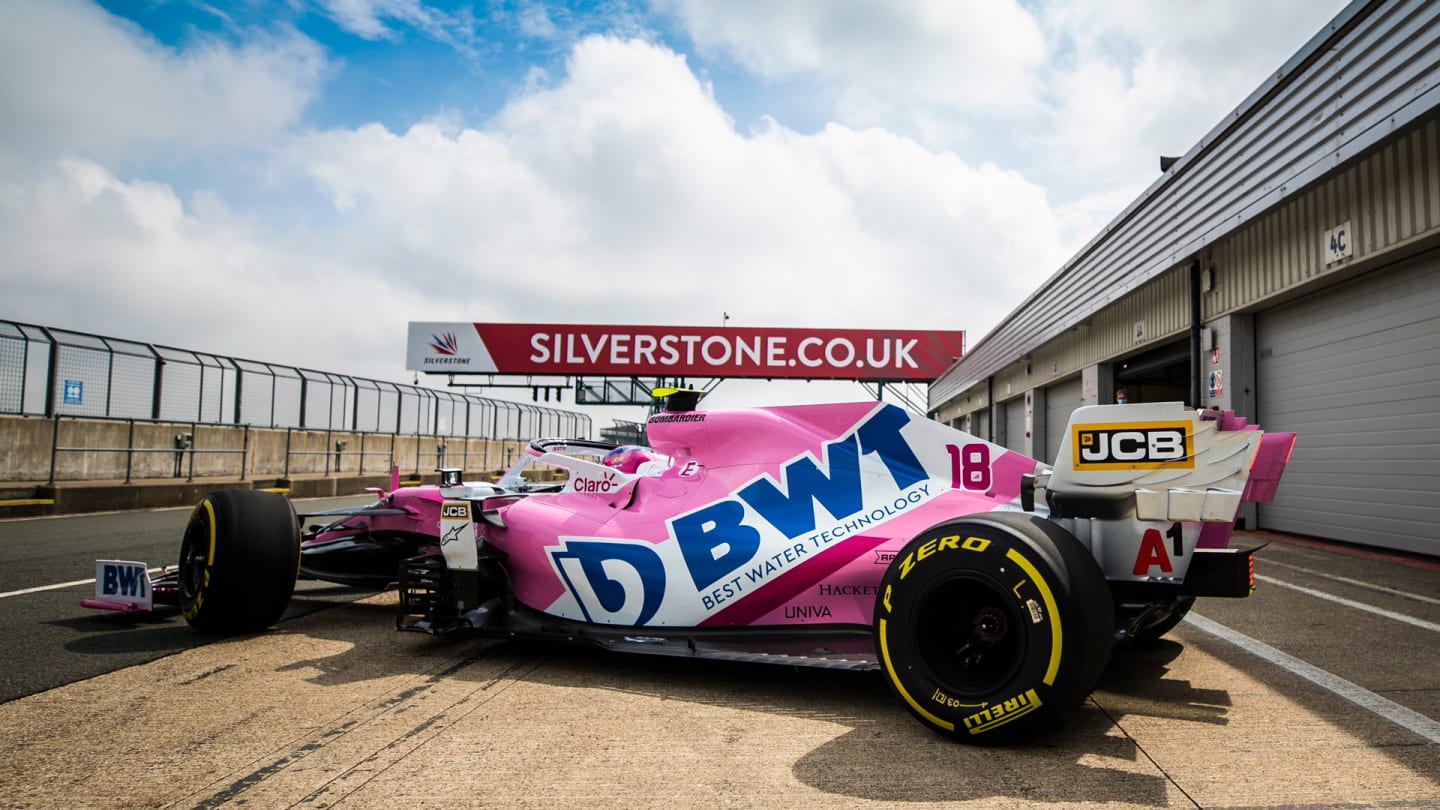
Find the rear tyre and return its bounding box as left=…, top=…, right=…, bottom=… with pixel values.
left=875, top=511, right=1113, bottom=742
left=178, top=489, right=300, bottom=634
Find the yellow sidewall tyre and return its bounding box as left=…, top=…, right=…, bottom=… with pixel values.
left=177, top=489, right=301, bottom=634
left=874, top=512, right=1112, bottom=742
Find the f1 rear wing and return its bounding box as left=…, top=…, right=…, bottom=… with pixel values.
left=1039, top=402, right=1294, bottom=521
left=1033, top=402, right=1295, bottom=591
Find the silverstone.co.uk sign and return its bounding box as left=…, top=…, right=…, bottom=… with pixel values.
left=406, top=322, right=965, bottom=381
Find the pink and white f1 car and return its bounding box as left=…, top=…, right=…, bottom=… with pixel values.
left=86, top=392, right=1293, bottom=741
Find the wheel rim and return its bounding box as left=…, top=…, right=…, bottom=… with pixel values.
left=178, top=513, right=210, bottom=601
left=913, top=574, right=1026, bottom=695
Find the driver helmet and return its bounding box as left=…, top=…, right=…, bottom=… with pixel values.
left=602, top=445, right=657, bottom=474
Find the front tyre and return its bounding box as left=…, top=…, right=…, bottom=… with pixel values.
left=875, top=512, right=1113, bottom=742
left=178, top=489, right=301, bottom=634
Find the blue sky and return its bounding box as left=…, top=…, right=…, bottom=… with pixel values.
left=1, top=0, right=1351, bottom=419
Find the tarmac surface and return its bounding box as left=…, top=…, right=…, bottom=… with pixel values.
left=1, top=497, right=1438, bottom=809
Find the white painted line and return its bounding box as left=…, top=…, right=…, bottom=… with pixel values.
left=1185, top=613, right=1440, bottom=745
left=1256, top=574, right=1440, bottom=633
left=0, top=578, right=97, bottom=598
left=1263, top=558, right=1440, bottom=607
left=0, top=567, right=166, bottom=599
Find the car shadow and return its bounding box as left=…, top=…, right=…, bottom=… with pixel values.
left=47, top=610, right=196, bottom=655
left=265, top=600, right=1188, bottom=806
left=1094, top=639, right=1233, bottom=726
left=50, top=582, right=377, bottom=657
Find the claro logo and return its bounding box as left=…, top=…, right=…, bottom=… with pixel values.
left=572, top=472, right=619, bottom=493
left=1072, top=421, right=1193, bottom=470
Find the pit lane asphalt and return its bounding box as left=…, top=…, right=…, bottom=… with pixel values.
left=1, top=504, right=1438, bottom=809
left=0, top=495, right=378, bottom=702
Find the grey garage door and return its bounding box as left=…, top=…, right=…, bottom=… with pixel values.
left=967, top=408, right=990, bottom=443
left=1255, top=252, right=1440, bottom=555
left=1003, top=397, right=1027, bottom=454
left=1044, top=375, right=1084, bottom=463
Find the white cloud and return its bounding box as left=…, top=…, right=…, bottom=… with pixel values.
left=1, top=27, right=1064, bottom=404
left=0, top=157, right=437, bottom=376
left=652, top=0, right=1048, bottom=130
left=650, top=0, right=1350, bottom=208
left=1035, top=0, right=1352, bottom=189
left=515, top=2, right=563, bottom=40
left=317, top=0, right=397, bottom=39
left=0, top=0, right=327, bottom=169
left=291, top=36, right=1063, bottom=337
left=0, top=0, right=1353, bottom=421
left=316, top=0, right=481, bottom=53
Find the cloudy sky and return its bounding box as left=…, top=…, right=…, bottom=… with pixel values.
left=0, top=0, right=1350, bottom=421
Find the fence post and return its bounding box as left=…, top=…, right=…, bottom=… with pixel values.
left=284, top=427, right=293, bottom=479
left=186, top=421, right=196, bottom=482
left=124, top=419, right=135, bottom=484
left=234, top=366, right=244, bottom=424
left=240, top=425, right=249, bottom=481
left=298, top=374, right=308, bottom=429
left=48, top=415, right=59, bottom=485
left=149, top=350, right=163, bottom=420
left=489, top=406, right=499, bottom=471
left=41, top=327, right=58, bottom=418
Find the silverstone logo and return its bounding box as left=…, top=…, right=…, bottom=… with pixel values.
left=424, top=331, right=471, bottom=365
left=430, top=332, right=460, bottom=355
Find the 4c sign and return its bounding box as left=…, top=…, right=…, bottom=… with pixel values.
left=1072, top=422, right=1193, bottom=470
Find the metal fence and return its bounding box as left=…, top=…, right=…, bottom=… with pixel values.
left=0, top=319, right=590, bottom=439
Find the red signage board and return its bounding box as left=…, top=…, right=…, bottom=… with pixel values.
left=407, top=322, right=964, bottom=381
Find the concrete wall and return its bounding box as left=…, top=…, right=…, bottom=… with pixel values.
left=0, top=414, right=529, bottom=486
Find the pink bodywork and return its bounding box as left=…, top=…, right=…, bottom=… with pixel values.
left=483, top=402, right=1040, bottom=628
left=346, top=402, right=1289, bottom=632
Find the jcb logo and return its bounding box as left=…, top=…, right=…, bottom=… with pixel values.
left=442, top=502, right=470, bottom=518
left=1073, top=422, right=1193, bottom=470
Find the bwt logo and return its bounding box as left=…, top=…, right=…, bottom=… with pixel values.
left=442, top=502, right=470, bottom=518
left=550, top=404, right=928, bottom=625
left=1073, top=422, right=1193, bottom=470
left=101, top=563, right=148, bottom=598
